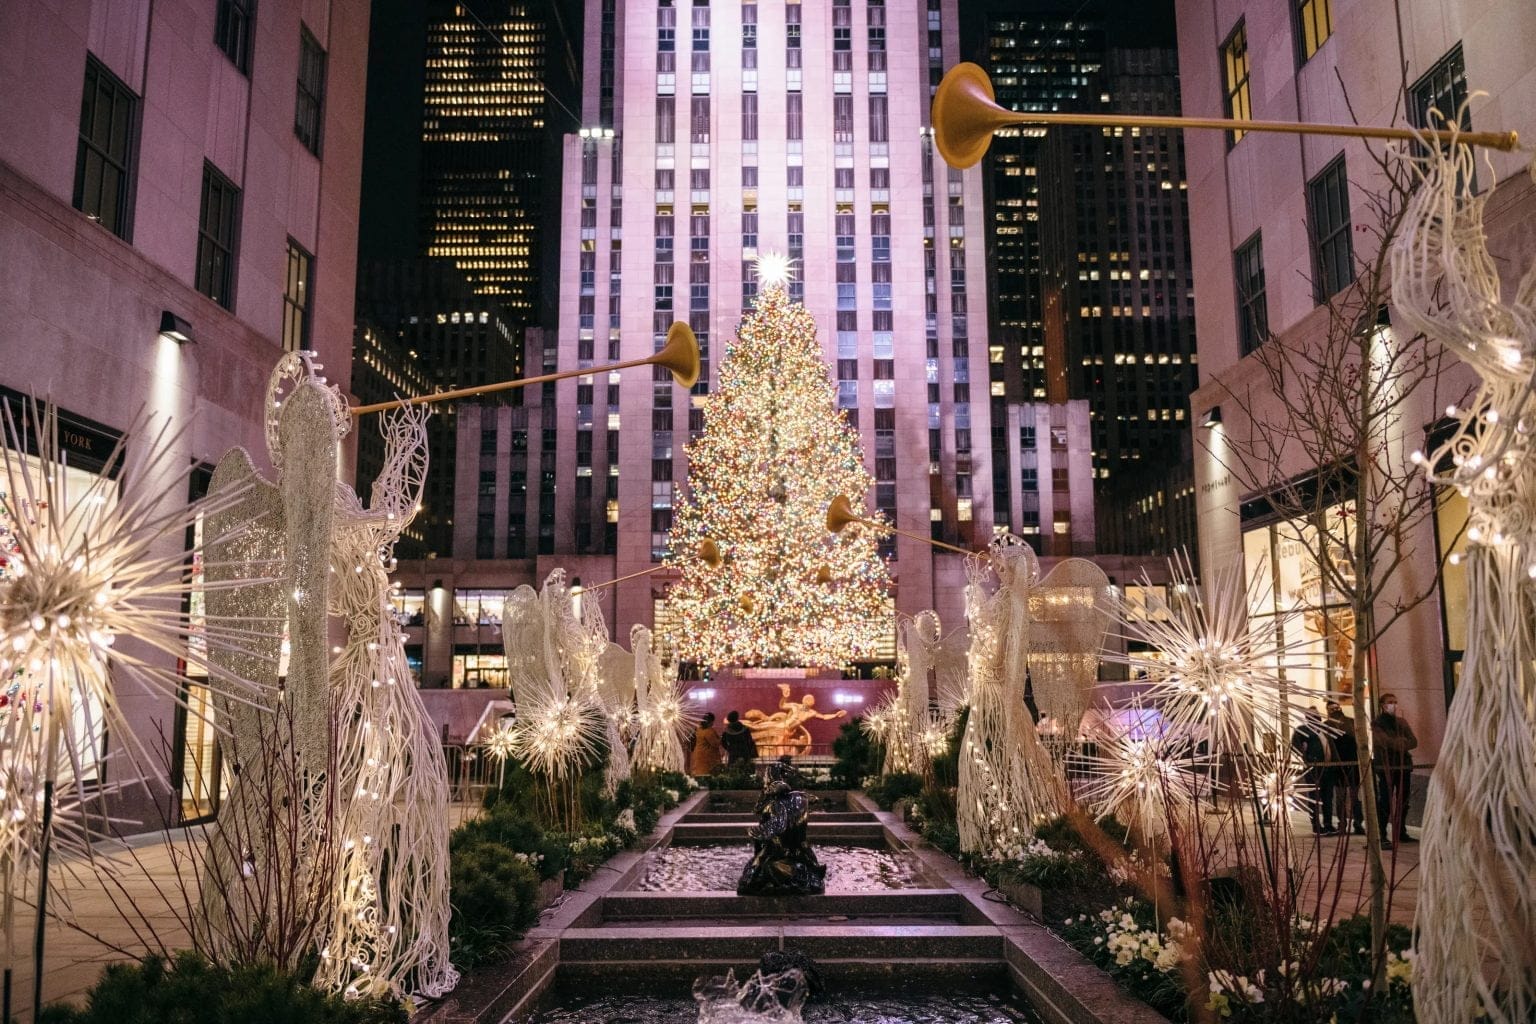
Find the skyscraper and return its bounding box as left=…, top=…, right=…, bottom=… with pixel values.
left=420, top=0, right=550, bottom=318
left=1037, top=47, right=1197, bottom=555
left=354, top=0, right=574, bottom=556
left=545, top=0, right=994, bottom=642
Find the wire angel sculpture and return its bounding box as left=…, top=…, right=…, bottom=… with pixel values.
left=630, top=624, right=696, bottom=775
left=956, top=536, right=1065, bottom=857
left=502, top=573, right=605, bottom=825
left=595, top=637, right=637, bottom=796
left=314, top=401, right=457, bottom=1001
left=1389, top=131, right=1536, bottom=1024
left=197, top=355, right=344, bottom=975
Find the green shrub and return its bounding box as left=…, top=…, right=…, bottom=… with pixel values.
left=451, top=802, right=568, bottom=880
left=830, top=721, right=880, bottom=788
left=37, top=952, right=405, bottom=1024
left=707, top=758, right=759, bottom=790
left=866, top=771, right=924, bottom=810
left=449, top=840, right=542, bottom=938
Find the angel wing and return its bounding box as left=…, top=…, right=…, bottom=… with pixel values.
left=1027, top=557, right=1111, bottom=739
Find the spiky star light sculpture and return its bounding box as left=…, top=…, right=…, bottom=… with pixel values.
left=1113, top=556, right=1321, bottom=758
left=0, top=401, right=277, bottom=997
left=1075, top=707, right=1206, bottom=840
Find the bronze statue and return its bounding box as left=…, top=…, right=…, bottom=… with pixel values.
left=742, top=683, right=847, bottom=756
left=736, top=756, right=826, bottom=896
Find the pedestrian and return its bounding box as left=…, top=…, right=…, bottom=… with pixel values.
left=1291, top=708, right=1335, bottom=834
left=721, top=710, right=759, bottom=765
left=1325, top=700, right=1365, bottom=835
left=690, top=711, right=725, bottom=776
left=1371, top=692, right=1419, bottom=847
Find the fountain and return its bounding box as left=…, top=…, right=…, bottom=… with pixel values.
left=736, top=757, right=826, bottom=897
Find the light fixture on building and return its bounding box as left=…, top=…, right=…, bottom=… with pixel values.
left=158, top=310, right=194, bottom=344
left=1201, top=406, right=1222, bottom=428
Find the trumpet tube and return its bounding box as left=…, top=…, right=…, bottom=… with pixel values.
left=933, top=62, right=1518, bottom=170
left=351, top=321, right=699, bottom=416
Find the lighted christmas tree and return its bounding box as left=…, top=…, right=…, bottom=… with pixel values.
left=664, top=255, right=893, bottom=668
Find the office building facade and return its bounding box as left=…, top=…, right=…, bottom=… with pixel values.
left=1177, top=0, right=1536, bottom=757
left=0, top=0, right=369, bottom=825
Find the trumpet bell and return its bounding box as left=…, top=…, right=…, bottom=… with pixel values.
left=815, top=565, right=834, bottom=584
left=932, top=62, right=1015, bottom=170
left=699, top=538, right=723, bottom=569
left=826, top=495, right=859, bottom=534
left=653, top=321, right=701, bottom=388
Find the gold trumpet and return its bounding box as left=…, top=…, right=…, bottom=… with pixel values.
left=932, top=61, right=1519, bottom=171
left=351, top=321, right=701, bottom=417
left=825, top=494, right=979, bottom=557
left=577, top=539, right=722, bottom=592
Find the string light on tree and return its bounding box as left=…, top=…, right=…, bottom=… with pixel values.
left=664, top=274, right=892, bottom=668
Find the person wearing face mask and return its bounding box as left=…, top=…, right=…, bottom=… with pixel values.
left=1371, top=692, right=1418, bottom=847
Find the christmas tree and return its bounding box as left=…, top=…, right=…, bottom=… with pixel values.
left=664, top=258, right=892, bottom=668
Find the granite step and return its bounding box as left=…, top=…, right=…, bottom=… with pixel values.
left=558, top=923, right=1004, bottom=962
left=668, top=821, right=887, bottom=845
left=601, top=890, right=966, bottom=921
left=680, top=811, right=878, bottom=824
left=555, top=958, right=1012, bottom=991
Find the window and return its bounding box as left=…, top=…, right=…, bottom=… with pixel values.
left=656, top=96, right=675, bottom=143
left=741, top=92, right=758, bottom=140
left=1307, top=157, right=1353, bottom=301
left=73, top=56, right=137, bottom=240
left=215, top=0, right=255, bottom=73
left=786, top=93, right=803, bottom=140
left=282, top=240, right=312, bottom=352
left=1234, top=232, right=1268, bottom=355
left=196, top=163, right=240, bottom=310
left=1411, top=45, right=1469, bottom=131
left=1411, top=46, right=1475, bottom=191
left=294, top=27, right=326, bottom=156
left=1295, top=0, right=1333, bottom=62
left=1221, top=22, right=1251, bottom=146
left=690, top=96, right=710, bottom=143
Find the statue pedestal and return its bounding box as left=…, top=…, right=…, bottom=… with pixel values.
left=687, top=668, right=895, bottom=758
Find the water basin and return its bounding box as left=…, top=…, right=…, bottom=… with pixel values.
left=526, top=990, right=1043, bottom=1023
left=637, top=844, right=925, bottom=892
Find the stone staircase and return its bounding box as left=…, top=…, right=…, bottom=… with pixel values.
left=554, top=793, right=1015, bottom=989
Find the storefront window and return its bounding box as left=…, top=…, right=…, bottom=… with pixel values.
left=453, top=589, right=511, bottom=626
left=452, top=651, right=508, bottom=690
left=0, top=447, right=114, bottom=782
left=389, top=587, right=426, bottom=626
left=1243, top=501, right=1355, bottom=702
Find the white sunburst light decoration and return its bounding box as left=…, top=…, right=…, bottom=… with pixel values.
left=1075, top=704, right=1207, bottom=840
left=0, top=400, right=278, bottom=999
left=1113, top=554, right=1325, bottom=760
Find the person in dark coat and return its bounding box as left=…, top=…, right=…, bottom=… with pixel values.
left=1372, top=693, right=1418, bottom=846
left=1291, top=708, right=1335, bottom=834
left=1326, top=700, right=1364, bottom=834
left=721, top=710, right=759, bottom=765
